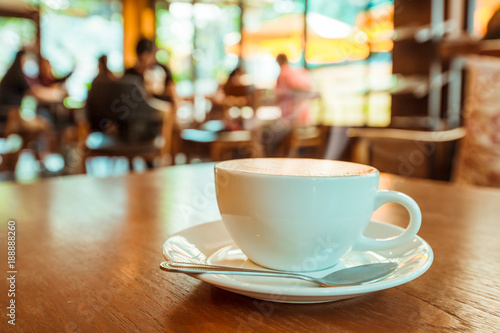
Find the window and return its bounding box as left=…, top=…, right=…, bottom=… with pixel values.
left=40, top=0, right=123, bottom=102
left=0, top=17, right=37, bottom=78
left=306, top=0, right=393, bottom=126
left=242, top=0, right=305, bottom=88
left=157, top=0, right=394, bottom=126
left=156, top=1, right=241, bottom=96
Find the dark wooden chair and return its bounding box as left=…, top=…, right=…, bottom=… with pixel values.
left=288, top=125, right=330, bottom=158
left=347, top=127, right=465, bottom=180
left=82, top=77, right=174, bottom=171
left=180, top=128, right=263, bottom=163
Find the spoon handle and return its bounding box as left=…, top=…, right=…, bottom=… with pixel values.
left=160, top=261, right=314, bottom=281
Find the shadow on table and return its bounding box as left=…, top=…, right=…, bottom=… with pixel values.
left=162, top=282, right=387, bottom=332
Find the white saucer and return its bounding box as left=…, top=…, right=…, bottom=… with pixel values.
left=162, top=220, right=433, bottom=303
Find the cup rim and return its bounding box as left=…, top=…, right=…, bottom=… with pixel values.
left=214, top=158, right=379, bottom=178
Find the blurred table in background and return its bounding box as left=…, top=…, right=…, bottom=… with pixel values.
left=1, top=163, right=499, bottom=332
left=180, top=128, right=262, bottom=163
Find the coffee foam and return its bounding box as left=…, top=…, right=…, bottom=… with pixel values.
left=216, top=158, right=377, bottom=177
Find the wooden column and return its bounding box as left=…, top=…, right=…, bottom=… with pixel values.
left=122, top=0, right=156, bottom=69
left=239, top=0, right=244, bottom=61
left=303, top=0, right=308, bottom=69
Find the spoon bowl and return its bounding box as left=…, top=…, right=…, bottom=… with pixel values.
left=160, top=261, right=398, bottom=287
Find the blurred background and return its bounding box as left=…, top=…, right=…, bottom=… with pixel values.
left=1, top=0, right=499, bottom=186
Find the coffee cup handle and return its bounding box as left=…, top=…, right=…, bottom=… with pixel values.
left=354, top=190, right=422, bottom=251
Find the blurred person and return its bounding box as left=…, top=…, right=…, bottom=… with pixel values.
left=0, top=50, right=64, bottom=158
left=90, top=55, right=117, bottom=87
left=0, top=50, right=32, bottom=125
left=0, top=51, right=64, bottom=131
left=208, top=66, right=254, bottom=128
left=125, top=38, right=178, bottom=107
left=222, top=66, right=254, bottom=99
left=88, top=48, right=169, bottom=147
left=95, top=55, right=116, bottom=80
left=34, top=56, right=73, bottom=126
left=87, top=55, right=119, bottom=136
left=260, top=53, right=312, bottom=156
left=275, top=53, right=312, bottom=123
left=124, top=38, right=156, bottom=78
left=38, top=57, right=73, bottom=87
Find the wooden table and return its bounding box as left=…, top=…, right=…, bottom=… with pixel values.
left=181, top=129, right=262, bottom=162
left=1, top=163, right=499, bottom=332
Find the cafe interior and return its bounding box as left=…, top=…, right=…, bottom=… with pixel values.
left=0, top=0, right=498, bottom=184
left=1, top=0, right=499, bottom=332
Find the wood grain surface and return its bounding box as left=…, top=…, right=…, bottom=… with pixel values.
left=1, top=163, right=499, bottom=332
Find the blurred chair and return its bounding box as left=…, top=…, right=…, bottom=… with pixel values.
left=206, top=81, right=255, bottom=123
left=348, top=127, right=465, bottom=180
left=0, top=131, right=23, bottom=178
left=179, top=128, right=216, bottom=163
left=82, top=77, right=174, bottom=171
left=271, top=91, right=325, bottom=158
left=180, top=128, right=263, bottom=163
left=0, top=105, right=51, bottom=174
left=453, top=56, right=500, bottom=187
left=210, top=130, right=263, bottom=161
left=288, top=125, right=330, bottom=158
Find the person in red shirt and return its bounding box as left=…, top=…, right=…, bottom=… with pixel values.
left=260, top=53, right=313, bottom=156
left=275, top=53, right=312, bottom=123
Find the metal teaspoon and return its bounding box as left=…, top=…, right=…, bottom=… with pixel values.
left=160, top=261, right=398, bottom=287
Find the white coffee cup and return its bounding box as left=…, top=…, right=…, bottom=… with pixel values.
left=215, top=158, right=421, bottom=272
